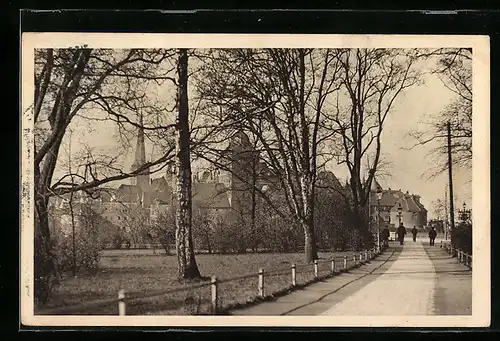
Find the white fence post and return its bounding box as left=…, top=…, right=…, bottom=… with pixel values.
left=291, top=263, right=297, bottom=286
left=211, top=276, right=218, bottom=314
left=314, top=259, right=318, bottom=278
left=258, top=268, right=264, bottom=298
left=344, top=256, right=347, bottom=270
left=353, top=254, right=357, bottom=265
left=118, top=289, right=126, bottom=316
left=365, top=250, right=368, bottom=261
left=331, top=258, right=335, bottom=273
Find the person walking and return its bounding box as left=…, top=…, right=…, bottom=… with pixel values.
left=397, top=223, right=407, bottom=245
left=382, top=227, right=390, bottom=248
left=411, top=226, right=418, bottom=242
left=428, top=226, right=437, bottom=246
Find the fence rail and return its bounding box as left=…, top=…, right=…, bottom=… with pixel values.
left=37, top=244, right=387, bottom=316
left=440, top=240, right=472, bottom=269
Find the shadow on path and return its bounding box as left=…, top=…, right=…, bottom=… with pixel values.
left=423, top=243, right=472, bottom=315
left=229, top=246, right=403, bottom=315
left=280, top=247, right=403, bottom=315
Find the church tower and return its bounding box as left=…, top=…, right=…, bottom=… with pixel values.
left=228, top=130, right=254, bottom=218
left=130, top=113, right=150, bottom=191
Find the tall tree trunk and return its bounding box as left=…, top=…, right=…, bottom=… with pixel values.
left=34, top=196, right=57, bottom=306
left=175, top=48, right=201, bottom=279
left=302, top=178, right=318, bottom=262
left=34, top=137, right=64, bottom=305
left=303, top=219, right=318, bottom=262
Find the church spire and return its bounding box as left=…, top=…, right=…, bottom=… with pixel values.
left=134, top=113, right=146, bottom=167
left=131, top=112, right=150, bottom=190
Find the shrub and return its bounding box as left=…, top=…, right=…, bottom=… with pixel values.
left=54, top=205, right=102, bottom=274
left=150, top=207, right=176, bottom=254
left=454, top=222, right=472, bottom=255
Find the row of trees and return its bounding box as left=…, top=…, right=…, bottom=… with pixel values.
left=31, top=47, right=463, bottom=306
left=195, top=48, right=420, bottom=259
left=136, top=184, right=351, bottom=255
left=55, top=180, right=353, bottom=260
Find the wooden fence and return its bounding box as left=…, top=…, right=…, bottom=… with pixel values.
left=441, top=240, right=472, bottom=269
left=37, top=245, right=386, bottom=316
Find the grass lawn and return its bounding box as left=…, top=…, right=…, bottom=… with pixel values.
left=38, top=250, right=360, bottom=315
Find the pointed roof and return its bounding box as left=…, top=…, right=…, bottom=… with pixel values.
left=370, top=178, right=383, bottom=192
left=377, top=189, right=403, bottom=207
left=317, top=170, right=342, bottom=191
left=414, top=198, right=427, bottom=212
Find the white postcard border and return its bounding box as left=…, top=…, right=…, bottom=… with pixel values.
left=20, top=33, right=490, bottom=328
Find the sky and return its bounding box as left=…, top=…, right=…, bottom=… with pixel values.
left=327, top=73, right=471, bottom=216
left=53, top=51, right=472, bottom=220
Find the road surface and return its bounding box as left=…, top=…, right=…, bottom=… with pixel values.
left=230, top=238, right=471, bottom=316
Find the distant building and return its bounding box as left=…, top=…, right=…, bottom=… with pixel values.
left=50, top=118, right=281, bottom=242
left=369, top=179, right=428, bottom=232
left=49, top=116, right=348, bottom=247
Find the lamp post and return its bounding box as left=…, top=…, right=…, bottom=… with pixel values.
left=376, top=190, right=383, bottom=253
left=397, top=202, right=403, bottom=226
left=459, top=202, right=472, bottom=223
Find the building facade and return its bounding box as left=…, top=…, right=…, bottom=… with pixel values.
left=369, top=179, right=428, bottom=232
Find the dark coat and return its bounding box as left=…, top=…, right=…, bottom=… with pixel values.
left=397, top=226, right=407, bottom=238
left=412, top=228, right=418, bottom=235
left=429, top=229, right=437, bottom=238
left=382, top=228, right=390, bottom=240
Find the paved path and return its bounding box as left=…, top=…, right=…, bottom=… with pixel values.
left=230, top=239, right=471, bottom=316
left=321, top=240, right=435, bottom=315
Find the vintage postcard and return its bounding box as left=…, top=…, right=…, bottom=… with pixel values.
left=20, top=33, right=490, bottom=327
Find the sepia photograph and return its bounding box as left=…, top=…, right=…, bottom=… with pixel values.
left=20, top=33, right=490, bottom=327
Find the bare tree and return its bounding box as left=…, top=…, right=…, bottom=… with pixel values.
left=329, top=48, right=420, bottom=247
left=33, top=47, right=178, bottom=305
left=197, top=48, right=343, bottom=262
left=409, top=48, right=472, bottom=178
left=431, top=199, right=446, bottom=221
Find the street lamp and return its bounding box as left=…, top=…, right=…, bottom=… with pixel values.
left=459, top=202, right=472, bottom=223
left=376, top=190, right=383, bottom=252
left=397, top=202, right=403, bottom=226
